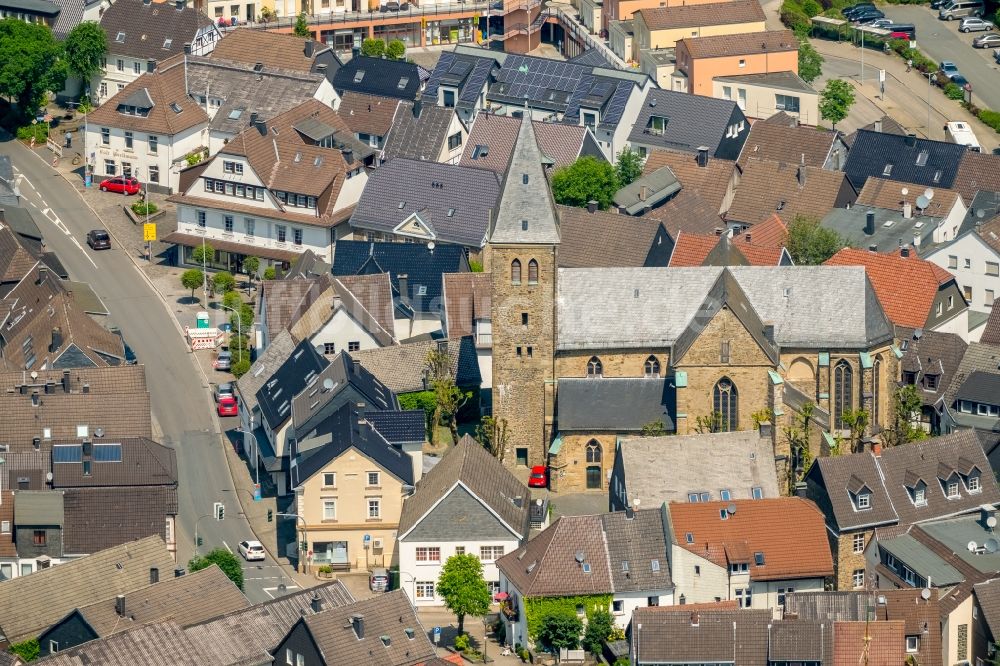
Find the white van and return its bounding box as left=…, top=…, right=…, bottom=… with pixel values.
left=945, top=121, right=982, bottom=152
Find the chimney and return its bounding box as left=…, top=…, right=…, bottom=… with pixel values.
left=903, top=202, right=912, bottom=219
left=341, top=147, right=354, bottom=164
left=868, top=244, right=878, bottom=252
left=864, top=210, right=875, bottom=235
left=696, top=146, right=709, bottom=168
left=901, top=247, right=910, bottom=258
left=304, top=41, right=315, bottom=58
left=905, top=133, right=916, bottom=147
left=62, top=370, right=70, bottom=393
left=690, top=612, right=699, bottom=627
left=44, top=382, right=54, bottom=395
left=762, top=321, right=774, bottom=344
left=33, top=437, right=40, bottom=450
left=412, top=99, right=422, bottom=118
left=351, top=614, right=365, bottom=639
left=254, top=118, right=267, bottom=136
left=49, top=327, right=62, bottom=353
left=714, top=227, right=723, bottom=237
left=874, top=119, right=883, bottom=132
left=175, top=0, right=185, bottom=9
left=796, top=164, right=806, bottom=187
left=794, top=481, right=807, bottom=498
left=624, top=504, right=635, bottom=520
left=83, top=383, right=90, bottom=393
left=758, top=421, right=773, bottom=440
left=36, top=265, right=48, bottom=285
left=183, top=42, right=191, bottom=54
left=352, top=358, right=361, bottom=373
left=980, top=505, right=997, bottom=530
left=872, top=441, right=883, bottom=457
left=310, top=592, right=323, bottom=613
left=639, top=184, right=648, bottom=202
left=146, top=59, right=155, bottom=73
left=586, top=200, right=598, bottom=213
left=744, top=233, right=752, bottom=244
left=115, top=595, right=126, bottom=616
left=82, top=440, right=92, bottom=457
left=397, top=274, right=409, bottom=302
left=317, top=63, right=327, bottom=74
left=174, top=567, right=186, bottom=578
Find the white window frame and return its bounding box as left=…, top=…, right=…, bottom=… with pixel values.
left=367, top=471, right=380, bottom=486
left=322, top=498, right=336, bottom=521
left=856, top=493, right=871, bottom=510
left=416, top=547, right=441, bottom=563
left=367, top=497, right=380, bottom=519
left=906, top=635, right=919, bottom=652
left=853, top=533, right=865, bottom=553
left=852, top=569, right=864, bottom=588
left=415, top=581, right=435, bottom=598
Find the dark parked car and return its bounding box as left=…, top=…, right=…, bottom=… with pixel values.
left=852, top=9, right=886, bottom=23
left=842, top=2, right=875, bottom=17
left=86, top=229, right=111, bottom=250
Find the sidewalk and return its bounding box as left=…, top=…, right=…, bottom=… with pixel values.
left=415, top=606, right=529, bottom=665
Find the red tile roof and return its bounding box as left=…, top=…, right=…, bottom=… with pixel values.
left=668, top=231, right=721, bottom=266
left=668, top=498, right=833, bottom=581
left=736, top=213, right=788, bottom=247
left=824, top=248, right=953, bottom=328
left=832, top=621, right=906, bottom=666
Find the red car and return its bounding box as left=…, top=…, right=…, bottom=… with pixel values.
left=528, top=465, right=548, bottom=488
left=99, top=177, right=141, bottom=195
left=217, top=395, right=238, bottom=417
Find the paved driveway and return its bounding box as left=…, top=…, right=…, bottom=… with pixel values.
left=883, top=4, right=1000, bottom=111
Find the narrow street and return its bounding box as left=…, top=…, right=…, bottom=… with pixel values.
left=0, top=135, right=296, bottom=602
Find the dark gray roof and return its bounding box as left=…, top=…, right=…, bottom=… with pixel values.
left=291, top=403, right=414, bottom=488
left=332, top=56, right=422, bottom=101
left=628, top=88, right=746, bottom=156
left=100, top=0, right=215, bottom=61
left=381, top=102, right=456, bottom=163
left=425, top=51, right=499, bottom=111
left=351, top=158, right=499, bottom=248
left=557, top=378, right=674, bottom=431
left=567, top=48, right=618, bottom=68
left=957, top=371, right=1000, bottom=405
left=630, top=608, right=772, bottom=664
left=0, top=0, right=58, bottom=15
left=844, top=130, right=967, bottom=191
left=13, top=490, right=64, bottom=525
left=255, top=339, right=329, bottom=430
left=50, top=0, right=90, bottom=38
left=63, top=486, right=178, bottom=554
left=350, top=337, right=481, bottom=394
left=490, top=115, right=561, bottom=245
left=896, top=326, right=967, bottom=407
left=613, top=166, right=681, bottom=214
left=602, top=510, right=673, bottom=592
left=235, top=329, right=296, bottom=416
left=945, top=342, right=1000, bottom=408
left=821, top=207, right=938, bottom=254
left=364, top=410, right=425, bottom=445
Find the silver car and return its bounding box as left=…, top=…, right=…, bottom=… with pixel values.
left=973, top=32, right=1000, bottom=47
left=960, top=16, right=993, bottom=31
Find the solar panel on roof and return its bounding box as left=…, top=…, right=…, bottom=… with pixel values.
left=602, top=82, right=632, bottom=126
left=53, top=444, right=83, bottom=463
left=449, top=59, right=472, bottom=76
left=94, top=443, right=122, bottom=462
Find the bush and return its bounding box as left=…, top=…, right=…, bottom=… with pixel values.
left=361, top=37, right=385, bottom=57
left=454, top=634, right=471, bottom=651
left=386, top=38, right=406, bottom=60
left=780, top=2, right=812, bottom=32
left=185, top=151, right=203, bottom=166
left=131, top=201, right=158, bottom=215
left=9, top=638, right=40, bottom=662
left=16, top=122, right=48, bottom=143
left=318, top=564, right=332, bottom=574
left=979, top=109, right=1000, bottom=132
left=213, top=270, right=236, bottom=293
left=801, top=0, right=823, bottom=15
left=231, top=358, right=251, bottom=378
left=263, top=266, right=276, bottom=280
left=944, top=82, right=965, bottom=100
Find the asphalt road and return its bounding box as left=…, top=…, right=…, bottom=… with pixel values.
left=0, top=136, right=292, bottom=602
left=883, top=5, right=1000, bottom=111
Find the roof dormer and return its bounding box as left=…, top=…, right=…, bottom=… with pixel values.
left=847, top=474, right=872, bottom=511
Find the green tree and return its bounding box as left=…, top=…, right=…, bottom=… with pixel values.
left=469, top=259, right=484, bottom=272
left=180, top=268, right=204, bottom=300
left=222, top=290, right=243, bottom=312
left=9, top=638, right=40, bottom=662
left=695, top=411, right=724, bottom=433
left=263, top=266, right=277, bottom=280
left=475, top=416, right=510, bottom=462
left=188, top=552, right=244, bottom=590
left=786, top=215, right=847, bottom=265
left=819, top=79, right=855, bottom=130
left=427, top=347, right=471, bottom=444
left=0, top=19, right=67, bottom=116
left=880, top=384, right=927, bottom=448
left=537, top=612, right=583, bottom=654
left=231, top=358, right=252, bottom=378
left=243, top=256, right=260, bottom=294
left=436, top=553, right=491, bottom=635
left=640, top=420, right=668, bottom=436
left=293, top=12, right=310, bottom=38
left=361, top=37, right=385, bottom=58
left=399, top=390, right=437, bottom=440
left=386, top=38, right=406, bottom=60
left=552, top=156, right=620, bottom=210
left=583, top=609, right=614, bottom=655
left=798, top=39, right=823, bottom=83
left=64, top=21, right=107, bottom=85
left=840, top=408, right=870, bottom=454
left=785, top=402, right=815, bottom=486
left=213, top=270, right=236, bottom=294
left=615, top=146, right=643, bottom=187
left=191, top=242, right=214, bottom=267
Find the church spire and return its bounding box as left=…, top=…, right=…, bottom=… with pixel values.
left=489, top=114, right=560, bottom=245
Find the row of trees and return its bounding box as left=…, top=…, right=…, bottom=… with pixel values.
left=0, top=19, right=106, bottom=120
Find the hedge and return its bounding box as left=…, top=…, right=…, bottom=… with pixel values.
left=979, top=109, right=1000, bottom=132
left=523, top=594, right=613, bottom=641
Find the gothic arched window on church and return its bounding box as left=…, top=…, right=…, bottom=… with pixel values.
left=644, top=356, right=660, bottom=378
left=587, top=356, right=603, bottom=378
left=713, top=377, right=739, bottom=432
left=511, top=259, right=521, bottom=285
left=586, top=440, right=602, bottom=463
left=834, top=360, right=853, bottom=430
left=528, top=259, right=539, bottom=284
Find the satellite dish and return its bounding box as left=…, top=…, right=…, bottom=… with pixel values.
left=977, top=209, right=986, bottom=219
left=924, top=188, right=935, bottom=201
left=901, top=187, right=909, bottom=196
left=30, top=371, right=37, bottom=380
left=94, top=427, right=104, bottom=438
left=988, top=516, right=998, bottom=528
left=987, top=538, right=1000, bottom=553
left=916, top=195, right=930, bottom=209
left=968, top=540, right=979, bottom=552
left=727, top=503, right=738, bottom=515
left=427, top=242, right=436, bottom=251
left=921, top=588, right=931, bottom=600
left=536, top=498, right=542, bottom=506
left=46, top=471, right=53, bottom=482
left=322, top=378, right=334, bottom=391
left=575, top=551, right=585, bottom=564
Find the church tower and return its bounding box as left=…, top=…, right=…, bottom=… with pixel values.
left=487, top=115, right=561, bottom=469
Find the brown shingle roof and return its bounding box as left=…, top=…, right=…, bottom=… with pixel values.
left=832, top=621, right=905, bottom=666
left=737, top=121, right=841, bottom=170
left=0, top=536, right=173, bottom=644
left=975, top=578, right=1000, bottom=644
left=982, top=297, right=1000, bottom=345
left=679, top=29, right=796, bottom=60
left=669, top=498, right=834, bottom=581
left=642, top=150, right=736, bottom=214
left=288, top=274, right=397, bottom=347
left=954, top=150, right=1000, bottom=204
left=339, top=92, right=401, bottom=138
left=557, top=205, right=668, bottom=268
left=37, top=620, right=207, bottom=665
left=636, top=0, right=765, bottom=30
left=646, top=191, right=726, bottom=236
left=978, top=214, right=1000, bottom=254
left=896, top=326, right=967, bottom=406
left=300, top=590, right=436, bottom=665
left=99, top=0, right=214, bottom=61
left=209, top=30, right=329, bottom=73
left=63, top=486, right=179, bottom=554
left=0, top=491, right=14, bottom=558
left=442, top=273, right=490, bottom=339
left=259, top=277, right=329, bottom=343
left=727, top=158, right=854, bottom=226
left=399, top=435, right=530, bottom=538
left=0, top=365, right=151, bottom=454
left=0, top=223, right=36, bottom=287
left=70, top=565, right=249, bottom=637
left=824, top=248, right=952, bottom=328
left=630, top=607, right=771, bottom=664
left=460, top=114, right=592, bottom=175
left=351, top=337, right=479, bottom=394
left=87, top=56, right=208, bottom=136
left=856, top=177, right=962, bottom=218
left=50, top=437, right=176, bottom=489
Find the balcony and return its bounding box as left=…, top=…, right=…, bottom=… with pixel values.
left=500, top=0, right=539, bottom=13
left=476, top=332, right=492, bottom=348
left=500, top=598, right=519, bottom=622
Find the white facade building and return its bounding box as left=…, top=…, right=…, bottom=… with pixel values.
left=925, top=228, right=1000, bottom=314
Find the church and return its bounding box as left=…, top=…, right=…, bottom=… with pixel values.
left=486, top=115, right=900, bottom=494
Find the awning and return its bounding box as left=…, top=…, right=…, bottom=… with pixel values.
left=162, top=231, right=304, bottom=263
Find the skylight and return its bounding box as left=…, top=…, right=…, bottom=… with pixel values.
left=170, top=102, right=182, bottom=113
left=228, top=108, right=243, bottom=120
left=883, top=164, right=893, bottom=176
left=397, top=76, right=409, bottom=90
left=915, top=150, right=929, bottom=166
left=116, top=31, right=125, bottom=42
left=447, top=208, right=455, bottom=217
left=354, top=70, right=365, bottom=83
left=163, top=38, right=172, bottom=49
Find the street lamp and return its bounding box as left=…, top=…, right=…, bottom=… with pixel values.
left=925, top=71, right=933, bottom=136
left=276, top=512, right=310, bottom=574
left=244, top=416, right=261, bottom=500
left=0, top=456, right=5, bottom=504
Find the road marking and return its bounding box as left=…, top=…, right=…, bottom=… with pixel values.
left=222, top=540, right=232, bottom=553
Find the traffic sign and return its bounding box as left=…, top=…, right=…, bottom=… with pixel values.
left=143, top=223, right=157, bottom=242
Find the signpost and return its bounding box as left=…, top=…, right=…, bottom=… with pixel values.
left=143, top=222, right=156, bottom=262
